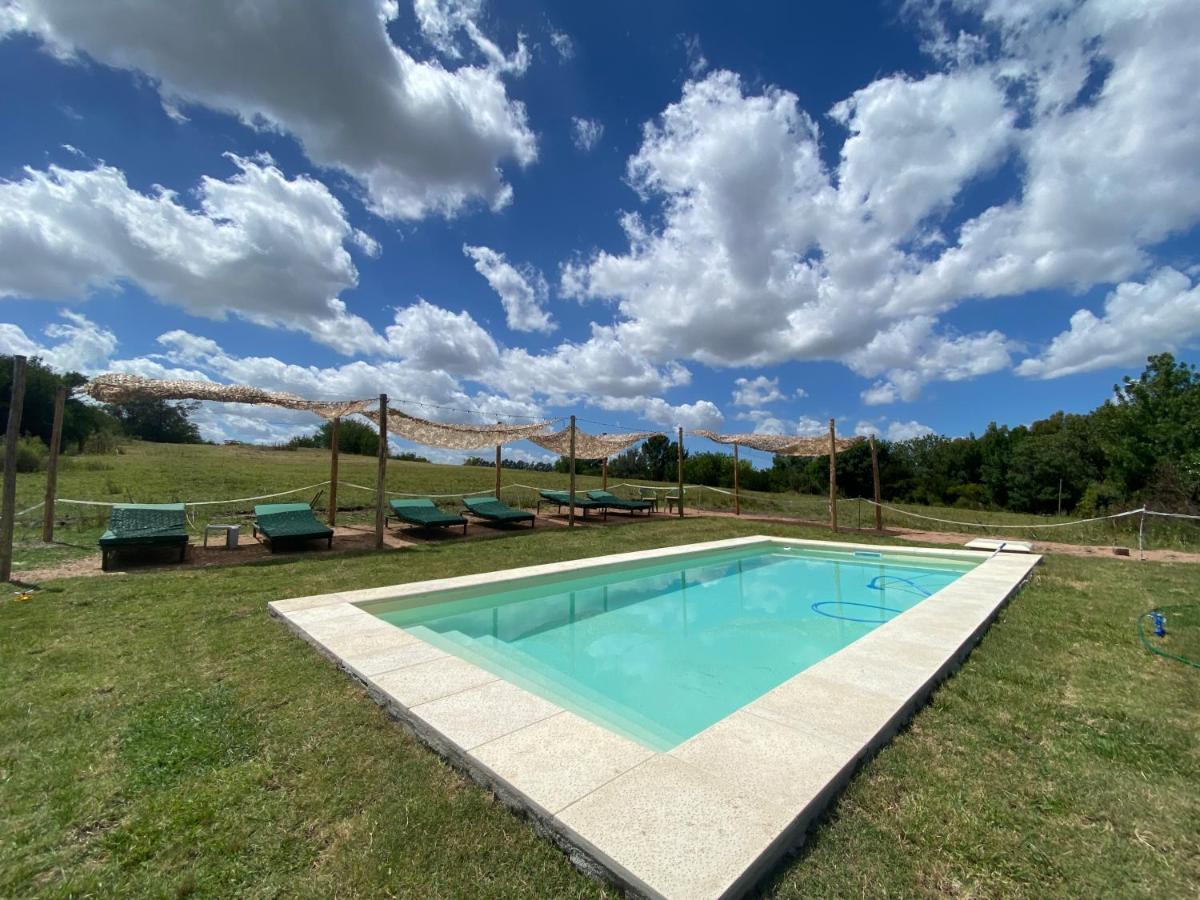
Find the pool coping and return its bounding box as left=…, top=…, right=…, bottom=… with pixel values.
left=268, top=536, right=1040, bottom=899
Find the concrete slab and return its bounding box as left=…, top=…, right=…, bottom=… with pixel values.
left=410, top=679, right=562, bottom=751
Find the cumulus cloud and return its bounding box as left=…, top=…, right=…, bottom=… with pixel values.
left=571, top=117, right=604, bottom=152
left=0, top=310, right=117, bottom=373
left=562, top=0, right=1200, bottom=399
left=1017, top=269, right=1200, bottom=379
left=855, top=419, right=936, bottom=441
left=463, top=244, right=555, bottom=333
left=731, top=375, right=785, bottom=407
left=0, top=153, right=384, bottom=354
left=2, top=0, right=536, bottom=219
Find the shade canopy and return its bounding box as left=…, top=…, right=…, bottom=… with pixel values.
left=691, top=429, right=863, bottom=456
left=81, top=373, right=371, bottom=419
left=362, top=407, right=553, bottom=451
left=528, top=428, right=659, bottom=459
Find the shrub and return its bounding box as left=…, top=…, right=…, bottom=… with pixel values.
left=12, top=435, right=48, bottom=473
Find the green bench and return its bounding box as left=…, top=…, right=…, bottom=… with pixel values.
left=99, top=503, right=189, bottom=571
left=537, top=490, right=608, bottom=519
left=253, top=503, right=334, bottom=551
left=388, top=498, right=468, bottom=535
left=462, top=496, right=535, bottom=528
left=586, top=489, right=654, bottom=516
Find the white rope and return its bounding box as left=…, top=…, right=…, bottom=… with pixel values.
left=1143, top=509, right=1200, bottom=520
left=862, top=500, right=1146, bottom=530
left=14, top=501, right=45, bottom=518
left=335, top=480, right=496, bottom=499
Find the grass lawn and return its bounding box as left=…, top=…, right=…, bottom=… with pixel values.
left=2, top=516, right=1197, bottom=898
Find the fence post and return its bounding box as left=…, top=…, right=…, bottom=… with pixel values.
left=677, top=427, right=685, bottom=518
left=375, top=395, right=387, bottom=549
left=733, top=442, right=741, bottom=516
left=41, top=385, right=66, bottom=543
left=1, top=356, right=28, bottom=582
left=1138, top=507, right=1146, bottom=561
left=568, top=415, right=577, bottom=528
left=828, top=418, right=838, bottom=533
left=494, top=440, right=502, bottom=497
left=327, top=417, right=340, bottom=527
left=869, top=433, right=882, bottom=532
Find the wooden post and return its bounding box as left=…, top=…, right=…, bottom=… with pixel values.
left=375, top=395, right=387, bottom=549
left=869, top=433, right=882, bottom=532
left=327, top=417, right=340, bottom=527
left=41, top=385, right=66, bottom=543
left=568, top=415, right=577, bottom=528
left=733, top=442, right=741, bottom=516
left=828, top=418, right=838, bottom=533
left=602, top=457, right=608, bottom=491
left=676, top=427, right=685, bottom=518
left=494, top=442, right=502, bottom=497
left=1, top=356, right=28, bottom=582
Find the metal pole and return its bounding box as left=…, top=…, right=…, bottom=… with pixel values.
left=1, top=356, right=28, bottom=582
left=677, top=427, right=685, bottom=518
left=375, top=395, right=387, bottom=549
left=869, top=433, right=882, bottom=532
left=568, top=415, right=577, bottom=528
left=733, top=442, right=741, bottom=516
left=828, top=418, right=838, bottom=533
left=41, top=385, right=66, bottom=543
left=327, top=417, right=340, bottom=527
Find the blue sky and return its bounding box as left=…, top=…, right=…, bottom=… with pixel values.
left=1, top=0, right=1198, bottom=465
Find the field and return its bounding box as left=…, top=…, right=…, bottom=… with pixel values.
left=6, top=441, right=1198, bottom=578
left=1, top=509, right=1197, bottom=898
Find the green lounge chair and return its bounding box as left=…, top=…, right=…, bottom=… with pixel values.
left=462, top=496, right=535, bottom=528
left=586, top=489, right=653, bottom=516
left=537, top=489, right=608, bottom=519
left=388, top=498, right=468, bottom=535
left=99, top=502, right=189, bottom=571
left=253, top=502, right=334, bottom=551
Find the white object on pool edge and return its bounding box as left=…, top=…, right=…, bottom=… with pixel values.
left=964, top=538, right=1034, bottom=553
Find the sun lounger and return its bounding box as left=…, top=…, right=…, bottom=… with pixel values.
left=537, top=490, right=608, bottom=519
left=253, top=502, right=334, bottom=551
left=388, top=498, right=468, bottom=535
left=586, top=489, right=653, bottom=515
left=462, top=495, right=535, bottom=527
left=99, top=502, right=189, bottom=571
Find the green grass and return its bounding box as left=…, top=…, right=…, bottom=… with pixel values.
left=8, top=441, right=1198, bottom=576
left=2, top=517, right=1197, bottom=897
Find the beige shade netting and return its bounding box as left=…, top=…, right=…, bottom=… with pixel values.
left=528, top=428, right=660, bottom=459
left=361, top=408, right=553, bottom=451
left=81, top=373, right=372, bottom=419
left=691, top=430, right=863, bottom=456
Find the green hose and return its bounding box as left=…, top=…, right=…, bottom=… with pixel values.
left=1137, top=605, right=1200, bottom=669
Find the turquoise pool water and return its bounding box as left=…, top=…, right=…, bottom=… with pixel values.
left=367, top=543, right=977, bottom=750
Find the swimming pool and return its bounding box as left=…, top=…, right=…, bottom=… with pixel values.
left=363, top=544, right=977, bottom=750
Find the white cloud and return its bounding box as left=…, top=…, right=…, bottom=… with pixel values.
left=0, top=154, right=383, bottom=354
left=571, top=117, right=604, bottom=152
left=855, top=419, right=936, bottom=441
left=549, top=29, right=574, bottom=61
left=682, top=34, right=707, bottom=76
left=1016, top=268, right=1200, bottom=378
left=0, top=310, right=117, bottom=373
left=600, top=396, right=723, bottom=432
left=731, top=375, right=784, bottom=407
left=462, top=244, right=555, bottom=333
left=3, top=0, right=536, bottom=219
left=562, top=0, right=1200, bottom=397
left=380, top=299, right=501, bottom=376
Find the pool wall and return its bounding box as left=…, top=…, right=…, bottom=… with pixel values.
left=268, top=536, right=1040, bottom=899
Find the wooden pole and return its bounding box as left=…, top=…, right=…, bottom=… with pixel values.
left=327, top=417, right=340, bottom=527
left=41, top=385, right=66, bottom=543
left=602, top=457, right=608, bottom=491
left=568, top=415, right=577, bottom=528
left=677, top=427, right=685, bottom=518
left=828, top=418, right=839, bottom=533
left=1, top=356, right=28, bottom=582
left=375, top=395, right=387, bottom=549
left=494, top=441, right=502, bottom=497
left=733, top=442, right=741, bottom=516
left=869, top=433, right=882, bottom=532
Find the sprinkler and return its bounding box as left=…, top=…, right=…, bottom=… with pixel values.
left=1150, top=610, right=1167, bottom=637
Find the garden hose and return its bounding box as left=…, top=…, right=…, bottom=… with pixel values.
left=1137, top=606, right=1200, bottom=669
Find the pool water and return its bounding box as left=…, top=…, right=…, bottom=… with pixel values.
left=367, top=544, right=976, bottom=750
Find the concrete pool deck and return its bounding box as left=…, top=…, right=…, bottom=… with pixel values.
left=268, top=536, right=1040, bottom=899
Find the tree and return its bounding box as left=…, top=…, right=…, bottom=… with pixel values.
left=105, top=398, right=203, bottom=444
left=0, top=355, right=121, bottom=451
left=289, top=419, right=381, bottom=456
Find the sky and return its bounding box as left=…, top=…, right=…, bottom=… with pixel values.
left=0, top=0, right=1198, bottom=466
